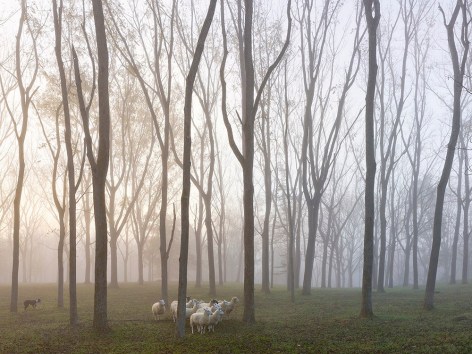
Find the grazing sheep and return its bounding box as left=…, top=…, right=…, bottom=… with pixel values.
left=207, top=306, right=225, bottom=332
left=190, top=308, right=212, bottom=334
left=220, top=297, right=239, bottom=319
left=151, top=299, right=166, bottom=320
left=170, top=299, right=197, bottom=322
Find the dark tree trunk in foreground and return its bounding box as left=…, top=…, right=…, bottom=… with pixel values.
left=424, top=0, right=469, bottom=310
left=360, top=0, right=380, bottom=319
left=90, top=0, right=111, bottom=330
left=73, top=0, right=111, bottom=331
left=177, top=0, right=217, bottom=338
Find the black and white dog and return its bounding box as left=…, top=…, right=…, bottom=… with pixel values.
left=23, top=298, right=41, bottom=310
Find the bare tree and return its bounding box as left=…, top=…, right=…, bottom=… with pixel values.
left=173, top=21, right=221, bottom=295
left=460, top=127, right=471, bottom=284
left=73, top=0, right=111, bottom=330
left=52, top=0, right=86, bottom=325
left=424, top=0, right=469, bottom=310
left=106, top=0, right=177, bottom=302
left=106, top=69, right=152, bottom=288
left=450, top=138, right=463, bottom=284
left=376, top=0, right=412, bottom=292
left=37, top=100, right=67, bottom=307
left=177, top=0, right=217, bottom=338
left=399, top=1, right=432, bottom=288
left=81, top=173, right=92, bottom=284
left=360, top=0, right=380, bottom=319
left=220, top=0, right=291, bottom=323
left=297, top=0, right=363, bottom=294
left=2, top=0, right=40, bottom=312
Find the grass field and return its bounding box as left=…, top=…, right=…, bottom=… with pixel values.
left=1, top=282, right=472, bottom=353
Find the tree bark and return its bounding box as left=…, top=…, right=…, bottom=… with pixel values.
left=177, top=0, right=217, bottom=337
left=360, top=0, right=380, bottom=319
left=450, top=141, right=463, bottom=284
left=424, top=0, right=468, bottom=310
left=9, top=0, right=38, bottom=312
left=461, top=133, right=470, bottom=284
left=73, top=0, right=111, bottom=331
left=52, top=0, right=79, bottom=324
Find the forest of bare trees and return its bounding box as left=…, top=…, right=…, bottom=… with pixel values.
left=1, top=0, right=472, bottom=335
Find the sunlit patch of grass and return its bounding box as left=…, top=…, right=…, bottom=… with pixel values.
left=1, top=282, right=472, bottom=352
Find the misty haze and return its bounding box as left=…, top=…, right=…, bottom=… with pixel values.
left=1, top=0, right=472, bottom=353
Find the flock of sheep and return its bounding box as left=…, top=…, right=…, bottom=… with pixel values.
left=151, top=296, right=239, bottom=334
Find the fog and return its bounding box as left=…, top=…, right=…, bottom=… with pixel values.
left=0, top=0, right=470, bottom=321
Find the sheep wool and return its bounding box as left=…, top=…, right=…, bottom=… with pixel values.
left=151, top=300, right=166, bottom=321
left=170, top=299, right=197, bottom=322
left=221, top=296, right=239, bottom=319
left=207, top=307, right=225, bottom=332
left=190, top=308, right=212, bottom=334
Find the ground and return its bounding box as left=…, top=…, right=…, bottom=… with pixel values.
left=1, top=282, right=472, bottom=353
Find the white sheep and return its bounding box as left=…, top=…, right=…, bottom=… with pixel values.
left=197, top=299, right=218, bottom=309
left=220, top=296, right=239, bottom=319
left=207, top=306, right=225, bottom=332
left=185, top=303, right=199, bottom=319
left=151, top=299, right=166, bottom=320
left=196, top=303, right=219, bottom=313
left=190, top=308, right=212, bottom=334
left=170, top=299, right=197, bottom=322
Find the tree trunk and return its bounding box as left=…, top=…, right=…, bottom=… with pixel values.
left=10, top=0, right=36, bottom=312
left=377, top=183, right=388, bottom=292
left=91, top=0, right=111, bottom=331
left=261, top=104, right=272, bottom=294
left=58, top=219, right=65, bottom=307
left=84, top=182, right=92, bottom=284
left=302, top=198, right=320, bottom=295
left=204, top=196, right=216, bottom=296
left=424, top=1, right=468, bottom=310
left=109, top=235, right=118, bottom=287
left=138, top=243, right=144, bottom=285
left=462, top=135, right=470, bottom=284
left=321, top=237, right=329, bottom=288
left=360, top=0, right=380, bottom=319
left=450, top=145, right=463, bottom=284
left=177, top=0, right=217, bottom=337
left=195, top=194, right=203, bottom=287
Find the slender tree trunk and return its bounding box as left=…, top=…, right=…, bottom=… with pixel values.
left=321, top=237, right=329, bottom=288
left=360, top=0, right=380, bottom=319
left=58, top=219, right=65, bottom=307
left=138, top=243, right=144, bottom=285
left=195, top=198, right=203, bottom=287
left=424, top=1, right=468, bottom=310
left=302, top=198, right=320, bottom=294
left=52, top=0, right=79, bottom=324
left=462, top=135, right=470, bottom=284
left=84, top=182, right=92, bottom=284
left=204, top=196, right=216, bottom=297
left=10, top=0, right=37, bottom=312
left=109, top=237, right=118, bottom=286
left=450, top=145, right=463, bottom=284
left=261, top=104, right=272, bottom=294
left=177, top=0, right=217, bottom=337
left=78, top=0, right=112, bottom=331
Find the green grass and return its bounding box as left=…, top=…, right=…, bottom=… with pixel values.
left=1, top=282, right=472, bottom=353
